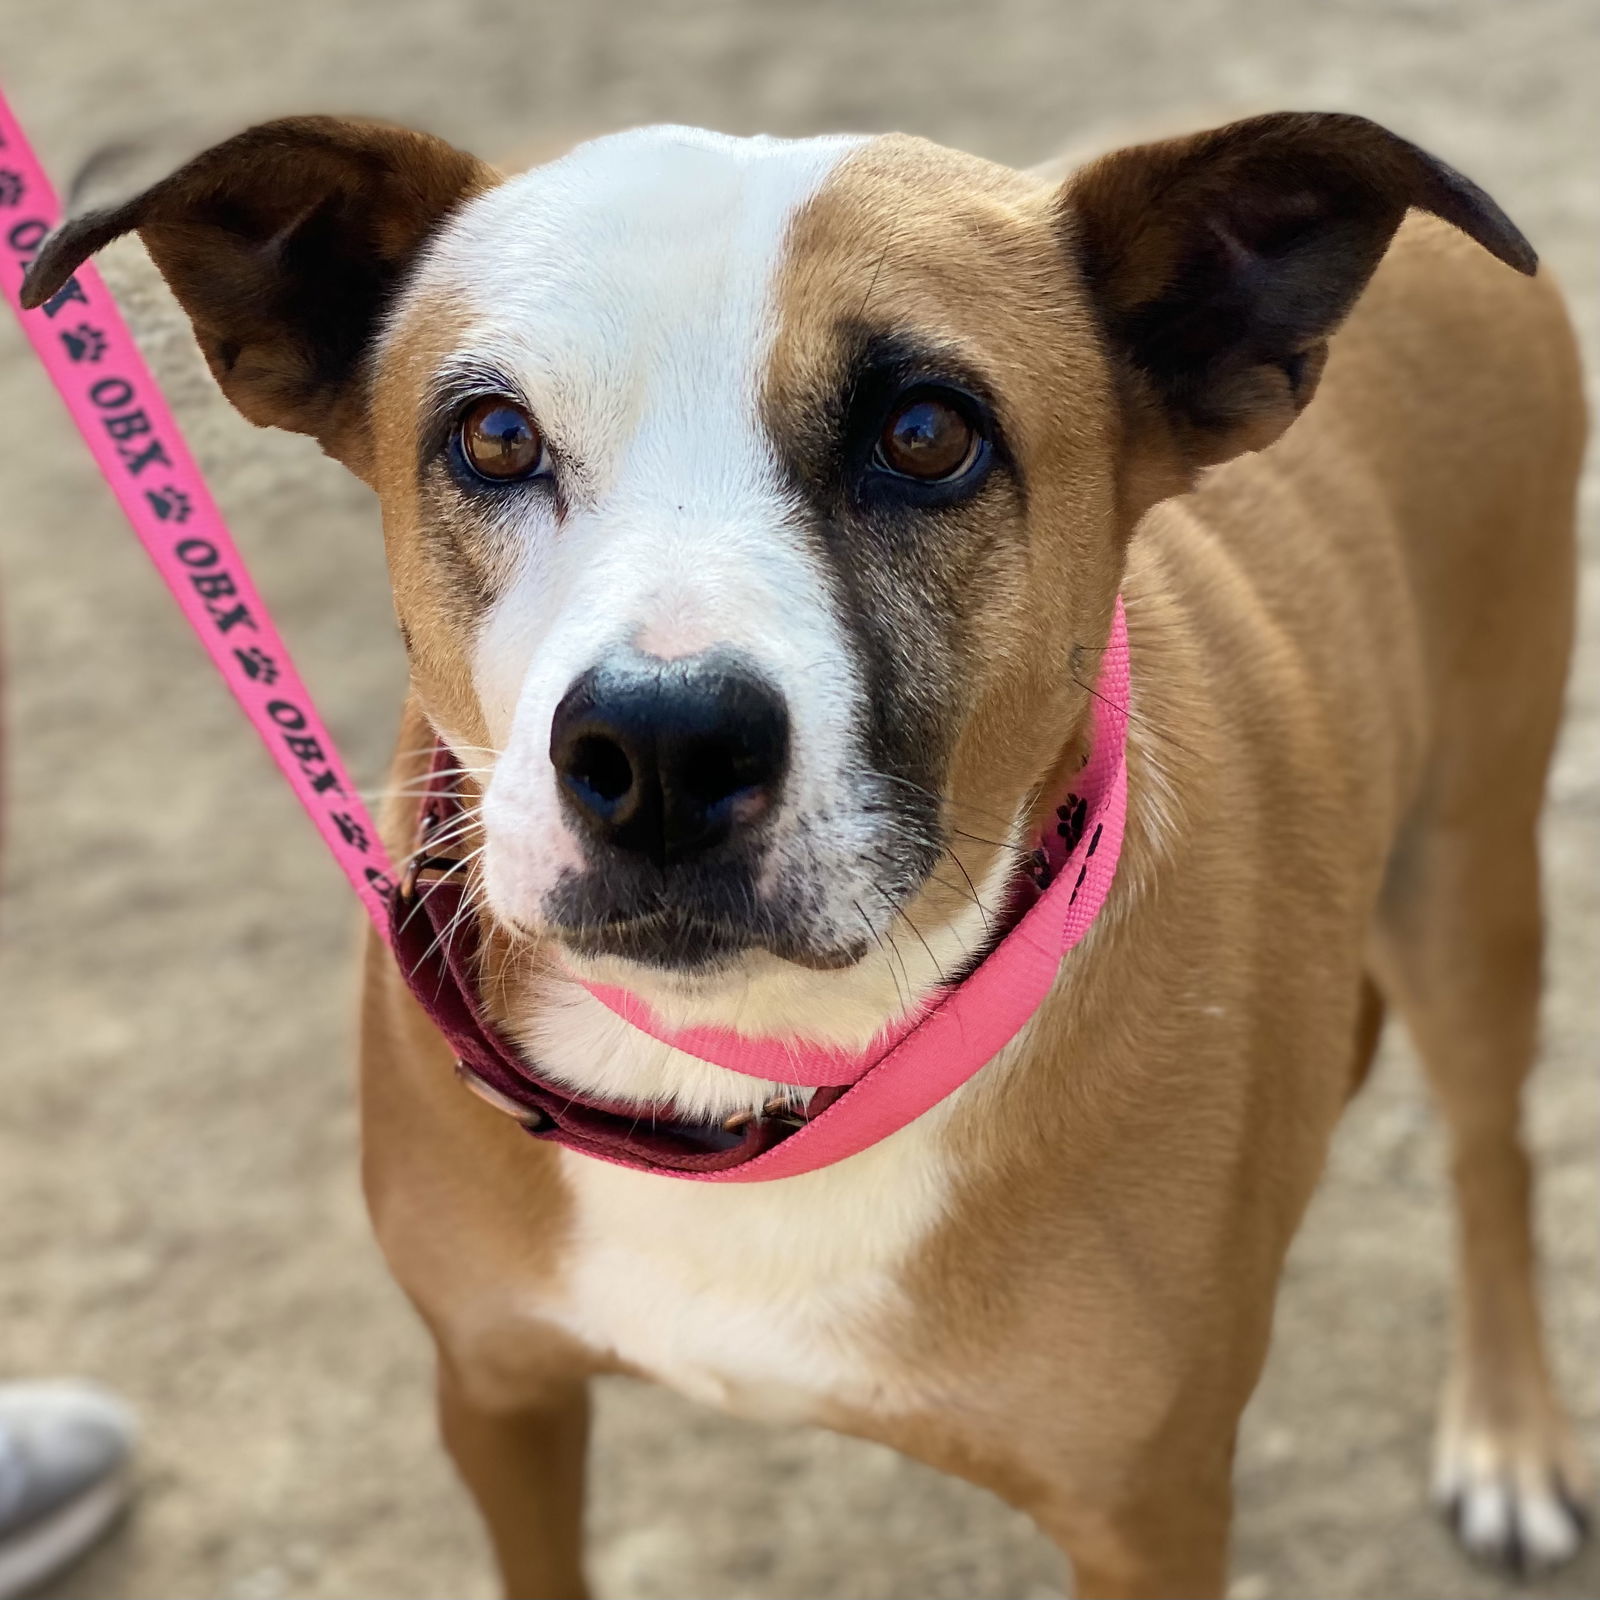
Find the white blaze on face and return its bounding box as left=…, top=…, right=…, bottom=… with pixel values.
left=405, top=126, right=869, bottom=935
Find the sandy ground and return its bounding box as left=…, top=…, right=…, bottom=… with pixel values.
left=0, top=3, right=1596, bottom=1597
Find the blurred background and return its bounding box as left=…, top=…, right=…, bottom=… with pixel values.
left=0, top=3, right=1595, bottom=1597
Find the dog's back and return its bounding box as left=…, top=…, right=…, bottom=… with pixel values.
left=1331, top=211, right=1581, bottom=758
left=1118, top=208, right=1588, bottom=1567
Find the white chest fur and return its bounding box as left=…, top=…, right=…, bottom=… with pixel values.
left=492, top=840, right=1028, bottom=1420
left=535, top=1096, right=968, bottom=1423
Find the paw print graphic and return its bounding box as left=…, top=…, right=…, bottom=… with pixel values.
left=0, top=169, right=25, bottom=207
left=145, top=484, right=192, bottom=523
left=233, top=645, right=279, bottom=685
left=1055, top=794, right=1089, bottom=853
left=333, top=812, right=371, bottom=852
left=60, top=323, right=107, bottom=363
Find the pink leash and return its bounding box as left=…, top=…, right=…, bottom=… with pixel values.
left=2, top=88, right=1131, bottom=1179
left=0, top=90, right=395, bottom=937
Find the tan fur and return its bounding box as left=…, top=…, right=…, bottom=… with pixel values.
left=30, top=112, right=1583, bottom=1598
left=362, top=178, right=1584, bottom=1599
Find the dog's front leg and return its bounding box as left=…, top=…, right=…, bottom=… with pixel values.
left=878, top=1330, right=1245, bottom=1599
left=437, top=1360, right=591, bottom=1600
left=1027, top=1430, right=1234, bottom=1600
left=1041, top=1480, right=1231, bottom=1599
left=360, top=930, right=597, bottom=1599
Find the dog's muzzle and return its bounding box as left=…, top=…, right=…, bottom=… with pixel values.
left=540, top=648, right=802, bottom=969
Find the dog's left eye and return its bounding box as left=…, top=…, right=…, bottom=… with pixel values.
left=456, top=397, right=550, bottom=484
left=873, top=391, right=982, bottom=483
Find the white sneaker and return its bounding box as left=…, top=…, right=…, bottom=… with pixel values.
left=0, top=1383, right=135, bottom=1599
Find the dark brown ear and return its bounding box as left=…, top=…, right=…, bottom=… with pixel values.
left=1063, top=111, right=1536, bottom=504
left=20, top=116, right=494, bottom=473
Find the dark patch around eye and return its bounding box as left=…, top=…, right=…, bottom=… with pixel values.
left=764, top=323, right=1026, bottom=888
left=811, top=326, right=1016, bottom=515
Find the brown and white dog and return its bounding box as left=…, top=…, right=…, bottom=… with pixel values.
left=27, top=109, right=1588, bottom=1596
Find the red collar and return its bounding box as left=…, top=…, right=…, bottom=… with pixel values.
left=392, top=599, right=1129, bottom=1181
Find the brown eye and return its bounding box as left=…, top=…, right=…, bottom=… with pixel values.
left=458, top=397, right=547, bottom=482
left=876, top=395, right=979, bottom=481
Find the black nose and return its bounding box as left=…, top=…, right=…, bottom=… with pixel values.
left=550, top=654, right=789, bottom=865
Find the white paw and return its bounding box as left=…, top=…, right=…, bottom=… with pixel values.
left=1433, top=1422, right=1591, bottom=1574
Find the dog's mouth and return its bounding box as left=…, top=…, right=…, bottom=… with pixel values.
left=535, top=831, right=915, bottom=976
left=549, top=901, right=872, bottom=975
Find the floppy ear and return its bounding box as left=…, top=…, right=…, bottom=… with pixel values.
left=1062, top=111, right=1537, bottom=505
left=20, top=116, right=494, bottom=475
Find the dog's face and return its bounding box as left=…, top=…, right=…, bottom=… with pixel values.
left=26, top=112, right=1531, bottom=1017
left=372, top=129, right=1121, bottom=990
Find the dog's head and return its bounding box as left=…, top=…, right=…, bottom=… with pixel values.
left=25, top=113, right=1532, bottom=1028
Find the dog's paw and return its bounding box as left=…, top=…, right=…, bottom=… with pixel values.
left=1433, top=1393, right=1591, bottom=1574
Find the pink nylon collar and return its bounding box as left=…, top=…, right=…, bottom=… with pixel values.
left=2, top=87, right=1129, bottom=1181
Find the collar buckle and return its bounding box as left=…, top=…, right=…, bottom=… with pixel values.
left=454, top=1059, right=551, bottom=1131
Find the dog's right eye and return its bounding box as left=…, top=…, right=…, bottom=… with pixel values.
left=876, top=394, right=980, bottom=482
left=456, top=398, right=549, bottom=483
